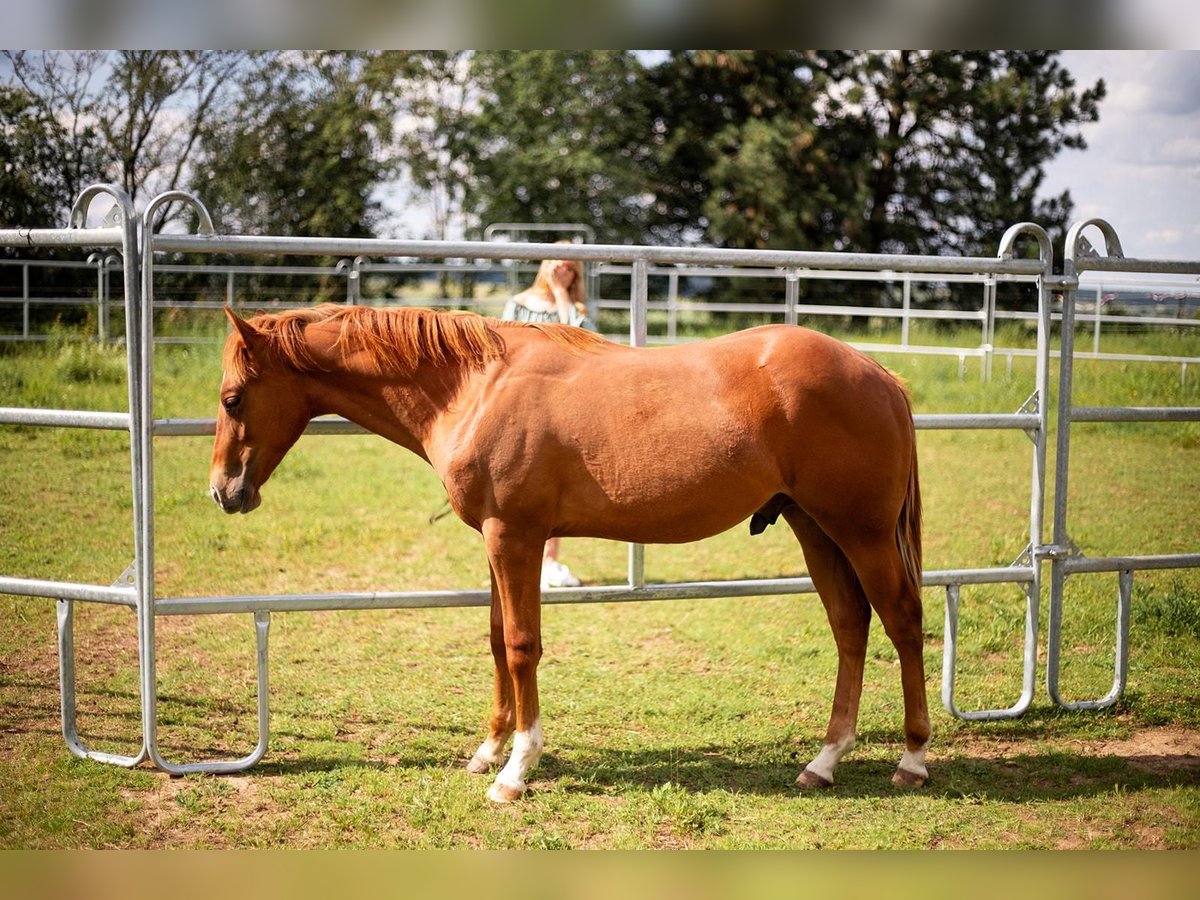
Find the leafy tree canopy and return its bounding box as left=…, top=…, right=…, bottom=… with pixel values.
left=1, top=50, right=1103, bottom=260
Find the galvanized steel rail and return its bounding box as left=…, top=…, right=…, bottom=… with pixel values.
left=3, top=187, right=1196, bottom=776
left=0, top=184, right=150, bottom=768
left=1045, top=219, right=1200, bottom=712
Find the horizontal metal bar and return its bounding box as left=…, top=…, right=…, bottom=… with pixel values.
left=914, top=413, right=1040, bottom=430
left=1061, top=554, right=1200, bottom=575
left=0, top=576, right=137, bottom=606
left=1064, top=313, right=1200, bottom=329
left=600, top=301, right=991, bottom=322
left=922, top=567, right=1036, bottom=586
left=155, top=567, right=1032, bottom=616
left=158, top=413, right=1037, bottom=439
left=153, top=416, right=367, bottom=437
left=0, top=297, right=122, bottom=307
left=852, top=342, right=987, bottom=359
left=0, top=407, right=131, bottom=430
left=1071, top=406, right=1200, bottom=423
left=152, top=234, right=1047, bottom=277
left=0, top=258, right=111, bottom=270
left=594, top=263, right=1023, bottom=285
left=1075, top=257, right=1200, bottom=277
left=154, top=263, right=347, bottom=276
left=0, top=227, right=124, bottom=250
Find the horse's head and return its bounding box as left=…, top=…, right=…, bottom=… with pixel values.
left=209, top=307, right=314, bottom=515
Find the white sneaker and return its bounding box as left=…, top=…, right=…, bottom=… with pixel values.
left=541, top=559, right=581, bottom=589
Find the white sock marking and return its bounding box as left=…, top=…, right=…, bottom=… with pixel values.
left=804, top=734, right=856, bottom=784
left=471, top=733, right=508, bottom=768
left=491, top=717, right=544, bottom=796
left=898, top=745, right=928, bottom=779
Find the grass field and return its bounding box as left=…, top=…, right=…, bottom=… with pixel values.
left=1, top=315, right=1198, bottom=849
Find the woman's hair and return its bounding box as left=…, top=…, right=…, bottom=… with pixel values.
left=529, top=247, right=587, bottom=316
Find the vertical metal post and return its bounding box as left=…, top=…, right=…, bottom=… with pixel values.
left=58, top=184, right=148, bottom=767
left=667, top=270, right=679, bottom=342
left=226, top=269, right=235, bottom=309
left=351, top=257, right=365, bottom=304
left=628, top=258, right=648, bottom=589
left=983, top=278, right=996, bottom=382
left=93, top=256, right=104, bottom=342
left=784, top=268, right=799, bottom=327
left=140, top=192, right=271, bottom=774
left=942, top=222, right=1053, bottom=721
left=1046, top=221, right=1142, bottom=712
left=1093, top=285, right=1102, bottom=355
left=102, top=257, right=114, bottom=344
left=900, top=276, right=911, bottom=346
left=940, top=584, right=961, bottom=714
left=630, top=258, right=648, bottom=349
left=56, top=599, right=82, bottom=757
left=1046, top=262, right=1079, bottom=709
left=1015, top=265, right=1053, bottom=715
left=22, top=263, right=30, bottom=339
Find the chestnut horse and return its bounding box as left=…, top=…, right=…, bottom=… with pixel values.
left=210, top=304, right=929, bottom=802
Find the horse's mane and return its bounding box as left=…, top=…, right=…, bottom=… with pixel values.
left=225, top=304, right=605, bottom=379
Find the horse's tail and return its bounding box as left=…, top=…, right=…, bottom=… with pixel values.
left=896, top=399, right=924, bottom=605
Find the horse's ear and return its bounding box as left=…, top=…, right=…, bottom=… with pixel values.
left=224, top=306, right=266, bottom=355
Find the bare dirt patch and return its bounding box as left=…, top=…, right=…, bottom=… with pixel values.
left=943, top=724, right=1200, bottom=779
left=1076, top=726, right=1200, bottom=777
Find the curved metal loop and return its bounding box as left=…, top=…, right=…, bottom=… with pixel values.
left=1064, top=218, right=1124, bottom=265
left=70, top=183, right=136, bottom=230
left=141, top=190, right=216, bottom=237
left=997, top=222, right=1053, bottom=272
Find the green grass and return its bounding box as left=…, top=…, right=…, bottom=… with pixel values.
left=1, top=320, right=1198, bottom=848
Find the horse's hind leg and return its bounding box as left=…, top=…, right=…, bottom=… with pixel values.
left=783, top=506, right=871, bottom=788
left=467, top=565, right=516, bottom=775
left=840, top=534, right=931, bottom=787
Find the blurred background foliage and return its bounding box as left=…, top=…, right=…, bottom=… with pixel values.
left=2, top=50, right=1104, bottom=260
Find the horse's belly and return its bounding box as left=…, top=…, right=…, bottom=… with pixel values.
left=560, top=451, right=777, bottom=543
left=565, top=502, right=766, bottom=544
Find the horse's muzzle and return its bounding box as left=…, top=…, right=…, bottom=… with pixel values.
left=210, top=482, right=261, bottom=515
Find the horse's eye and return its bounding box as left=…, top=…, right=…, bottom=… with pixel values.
left=222, top=394, right=242, bottom=413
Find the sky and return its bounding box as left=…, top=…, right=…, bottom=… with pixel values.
left=1041, top=50, right=1200, bottom=264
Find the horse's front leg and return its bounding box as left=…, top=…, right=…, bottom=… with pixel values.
left=480, top=519, right=545, bottom=803
left=467, top=565, right=515, bottom=775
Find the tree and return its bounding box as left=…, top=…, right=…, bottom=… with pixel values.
left=193, top=52, right=406, bottom=239
left=1, top=52, right=109, bottom=226
left=819, top=51, right=1104, bottom=258
left=641, top=51, right=1102, bottom=260
left=0, top=85, right=84, bottom=227
left=645, top=50, right=844, bottom=250
left=394, top=51, right=479, bottom=242
left=99, top=51, right=244, bottom=221
left=4, top=51, right=245, bottom=227
left=463, top=52, right=657, bottom=243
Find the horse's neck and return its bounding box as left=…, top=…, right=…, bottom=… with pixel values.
left=303, top=357, right=468, bottom=463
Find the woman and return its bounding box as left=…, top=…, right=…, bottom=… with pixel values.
left=501, top=256, right=594, bottom=330
left=501, top=253, right=594, bottom=588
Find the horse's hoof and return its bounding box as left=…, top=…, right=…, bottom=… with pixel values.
left=487, top=779, right=526, bottom=804
left=466, top=755, right=493, bottom=775
left=891, top=767, right=927, bottom=788
left=795, top=769, right=834, bottom=790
